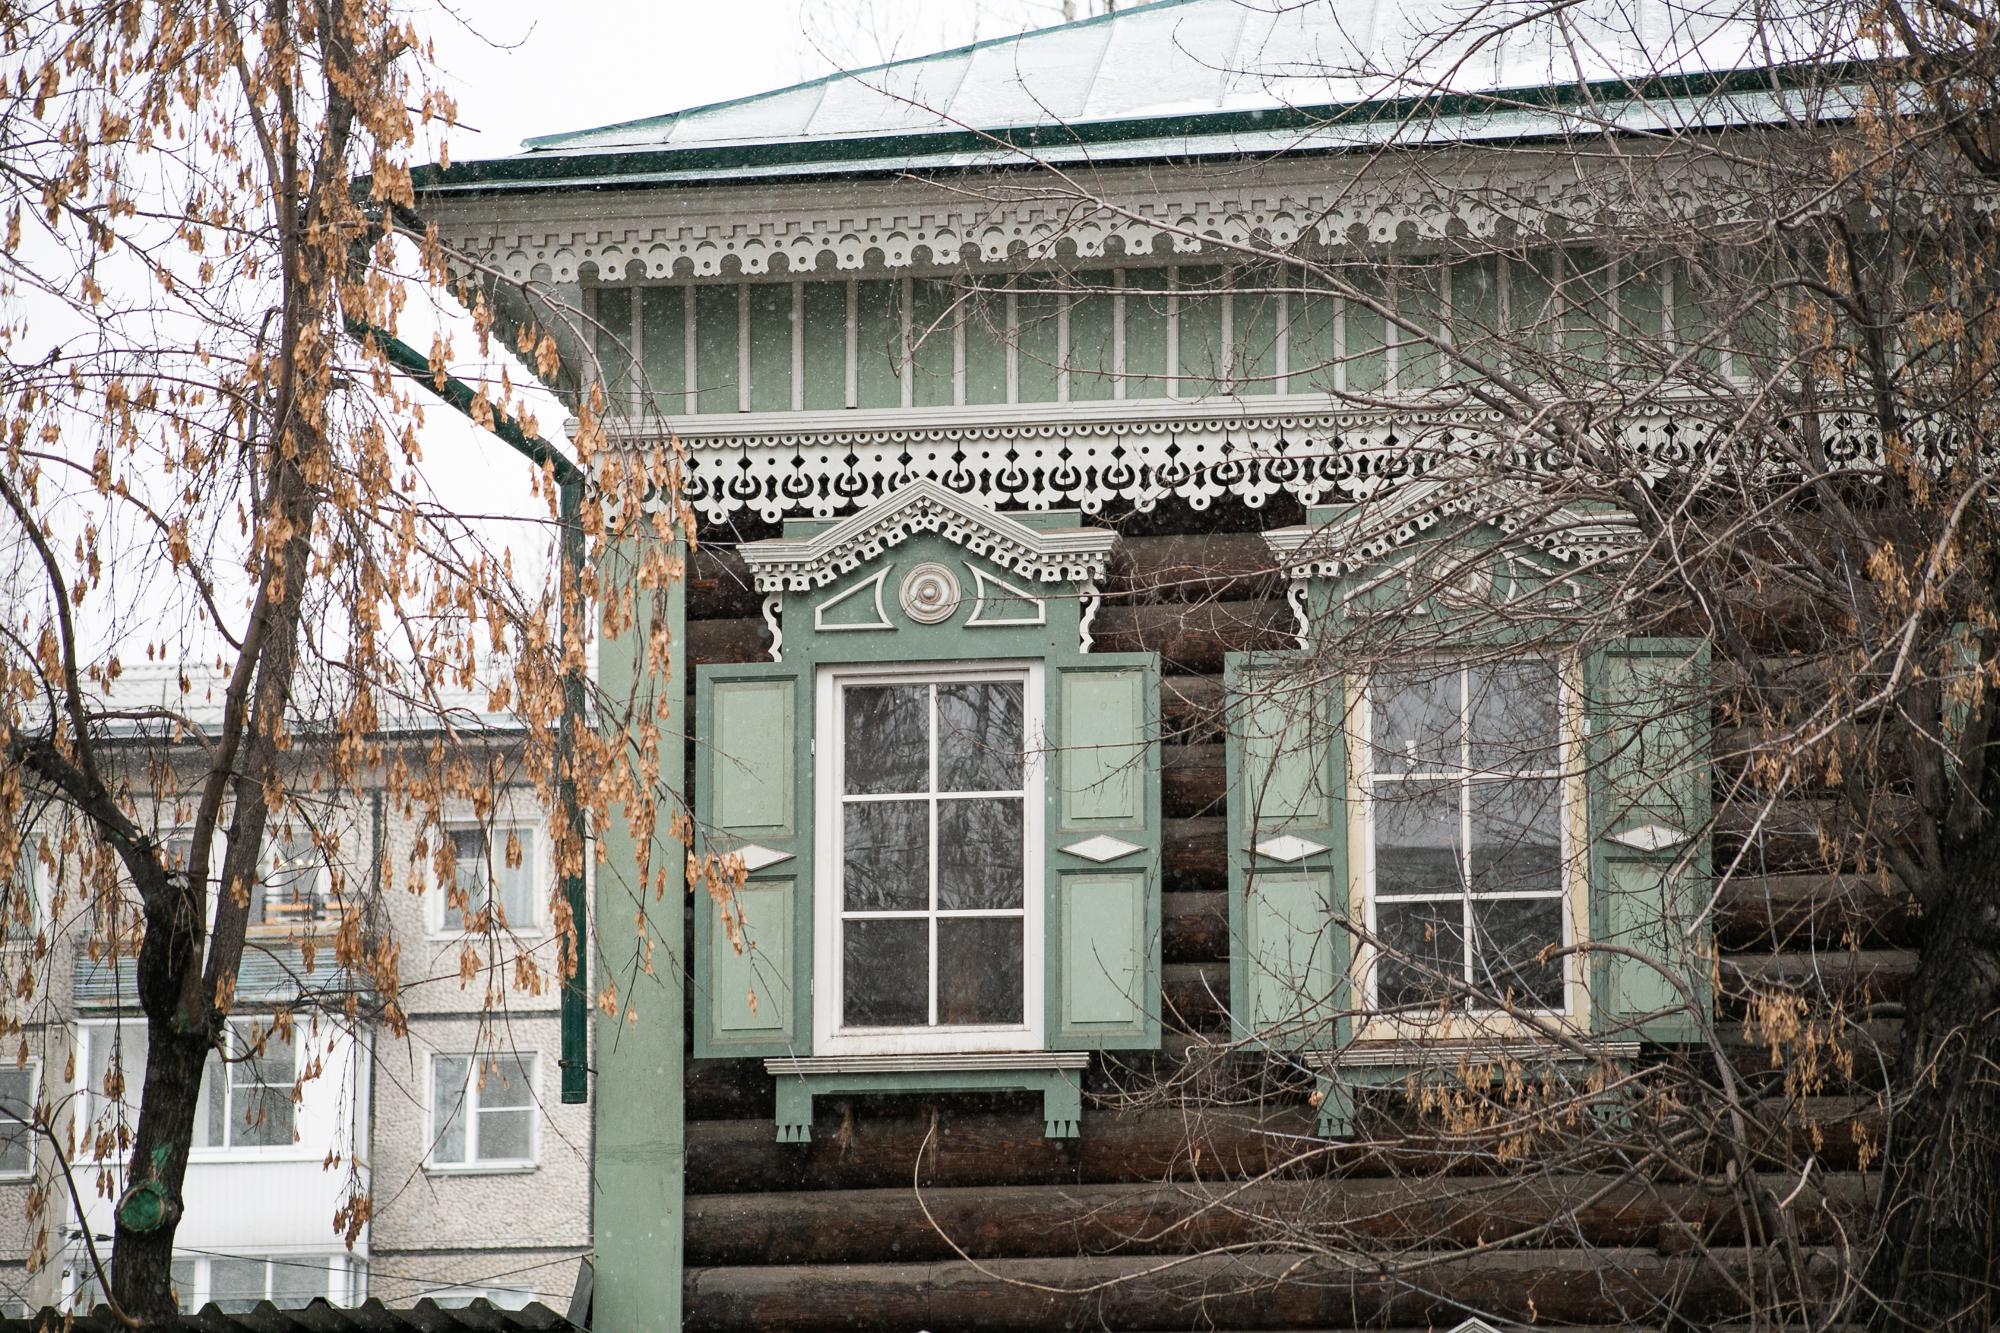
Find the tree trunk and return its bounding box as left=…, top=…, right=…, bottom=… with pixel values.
left=109, top=1017, right=211, bottom=1323
left=1867, top=825, right=2000, bottom=1331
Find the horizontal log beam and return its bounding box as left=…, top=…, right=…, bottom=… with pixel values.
left=684, top=1247, right=1777, bottom=1332
left=686, top=1097, right=1883, bottom=1194
left=686, top=1173, right=1868, bottom=1267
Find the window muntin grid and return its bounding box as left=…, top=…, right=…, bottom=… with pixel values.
left=831, top=669, right=1037, bottom=1040
left=1363, top=660, right=1573, bottom=1015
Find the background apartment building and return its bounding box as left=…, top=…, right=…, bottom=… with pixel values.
left=0, top=665, right=590, bottom=1315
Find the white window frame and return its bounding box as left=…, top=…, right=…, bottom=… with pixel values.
left=812, top=660, right=1047, bottom=1057
left=0, top=1059, right=41, bottom=1181
left=76, top=1020, right=145, bottom=1162
left=429, top=821, right=545, bottom=939
left=1349, top=657, right=1591, bottom=1042
left=250, top=831, right=334, bottom=934
left=192, top=1018, right=303, bottom=1159
left=425, top=1049, right=541, bottom=1173
left=68, top=1252, right=359, bottom=1313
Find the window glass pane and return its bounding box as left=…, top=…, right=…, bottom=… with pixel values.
left=843, top=685, right=929, bottom=794
left=209, top=1257, right=265, bottom=1312
left=432, top=1056, right=469, bottom=1164
left=198, top=1052, right=225, bottom=1149
left=1469, top=779, right=1562, bottom=895
left=5, top=840, right=36, bottom=942
left=1472, top=898, right=1566, bottom=1009
left=450, top=828, right=488, bottom=930
left=269, top=1256, right=326, bottom=1306
left=230, top=1029, right=294, bottom=1148
left=937, top=918, right=1024, bottom=1025
left=841, top=802, right=928, bottom=912
left=1373, top=672, right=1459, bottom=773
left=1373, top=781, right=1462, bottom=897
left=86, top=1026, right=145, bottom=1155
left=492, top=830, right=536, bottom=929
left=0, top=1067, right=32, bottom=1175
left=169, top=1258, right=197, bottom=1311
left=1375, top=900, right=1464, bottom=1009
left=260, top=836, right=322, bottom=924
left=477, top=1107, right=534, bottom=1162
left=842, top=919, right=928, bottom=1027
left=1469, top=661, right=1561, bottom=771
left=937, top=798, right=1023, bottom=910
left=476, top=1054, right=534, bottom=1110
left=936, top=682, right=1023, bottom=792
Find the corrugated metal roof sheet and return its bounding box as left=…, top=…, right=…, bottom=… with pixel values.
left=517, top=0, right=1835, bottom=156
left=6, top=1297, right=577, bottom=1332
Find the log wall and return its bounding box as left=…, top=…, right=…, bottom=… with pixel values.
left=677, top=502, right=1892, bottom=1331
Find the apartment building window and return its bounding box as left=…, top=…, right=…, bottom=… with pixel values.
left=194, top=1020, right=296, bottom=1152
left=0, top=1062, right=37, bottom=1179
left=4, top=838, right=44, bottom=946
left=78, top=1022, right=145, bottom=1160
left=254, top=834, right=331, bottom=931
left=428, top=1051, right=537, bottom=1170
left=437, top=825, right=540, bottom=934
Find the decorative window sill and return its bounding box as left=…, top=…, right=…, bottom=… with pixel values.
left=1300, top=1039, right=1641, bottom=1138
left=763, top=1052, right=1090, bottom=1143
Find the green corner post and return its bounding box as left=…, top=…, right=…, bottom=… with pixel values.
left=592, top=536, right=687, bottom=1328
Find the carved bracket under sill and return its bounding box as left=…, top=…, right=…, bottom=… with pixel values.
left=763, top=1052, right=1090, bottom=1142
left=1298, top=1040, right=1641, bottom=1138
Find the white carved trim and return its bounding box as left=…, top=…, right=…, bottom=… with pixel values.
left=1264, top=473, right=1641, bottom=579
left=1077, top=579, right=1102, bottom=655
left=606, top=397, right=1859, bottom=525
left=765, top=1052, right=1089, bottom=1075
left=900, top=562, right=962, bottom=624
left=424, top=149, right=1745, bottom=282
left=1607, top=823, right=1693, bottom=853
left=1059, top=835, right=1143, bottom=864
left=739, top=478, right=1115, bottom=590
left=1285, top=581, right=1310, bottom=650
left=761, top=591, right=784, bottom=662
left=812, top=567, right=893, bottom=632
left=965, top=565, right=1045, bottom=628
left=1253, top=834, right=1329, bottom=864
left=733, top=844, right=794, bottom=872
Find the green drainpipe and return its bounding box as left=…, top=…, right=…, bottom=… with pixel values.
left=344, top=317, right=591, bottom=1105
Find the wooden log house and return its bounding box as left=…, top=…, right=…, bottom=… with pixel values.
left=412, top=2, right=1896, bottom=1327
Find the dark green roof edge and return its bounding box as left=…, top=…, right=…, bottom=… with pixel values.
left=518, top=0, right=1201, bottom=151
left=411, top=62, right=1851, bottom=195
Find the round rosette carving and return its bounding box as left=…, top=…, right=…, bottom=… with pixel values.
left=900, top=562, right=961, bottom=624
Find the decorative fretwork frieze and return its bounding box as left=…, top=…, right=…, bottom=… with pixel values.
left=617, top=399, right=1883, bottom=525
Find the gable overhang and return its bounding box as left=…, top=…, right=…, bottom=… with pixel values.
left=735, top=479, right=1116, bottom=592
left=1265, top=474, right=1640, bottom=578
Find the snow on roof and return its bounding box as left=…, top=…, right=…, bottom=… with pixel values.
left=515, top=0, right=1836, bottom=160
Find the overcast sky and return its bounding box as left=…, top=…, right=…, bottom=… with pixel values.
left=418, top=0, right=1086, bottom=164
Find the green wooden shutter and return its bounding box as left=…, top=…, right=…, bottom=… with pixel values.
left=693, top=662, right=810, bottom=1058
left=1045, top=656, right=1162, bottom=1049
left=1224, top=654, right=1349, bottom=1049
left=1586, top=638, right=1712, bottom=1043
